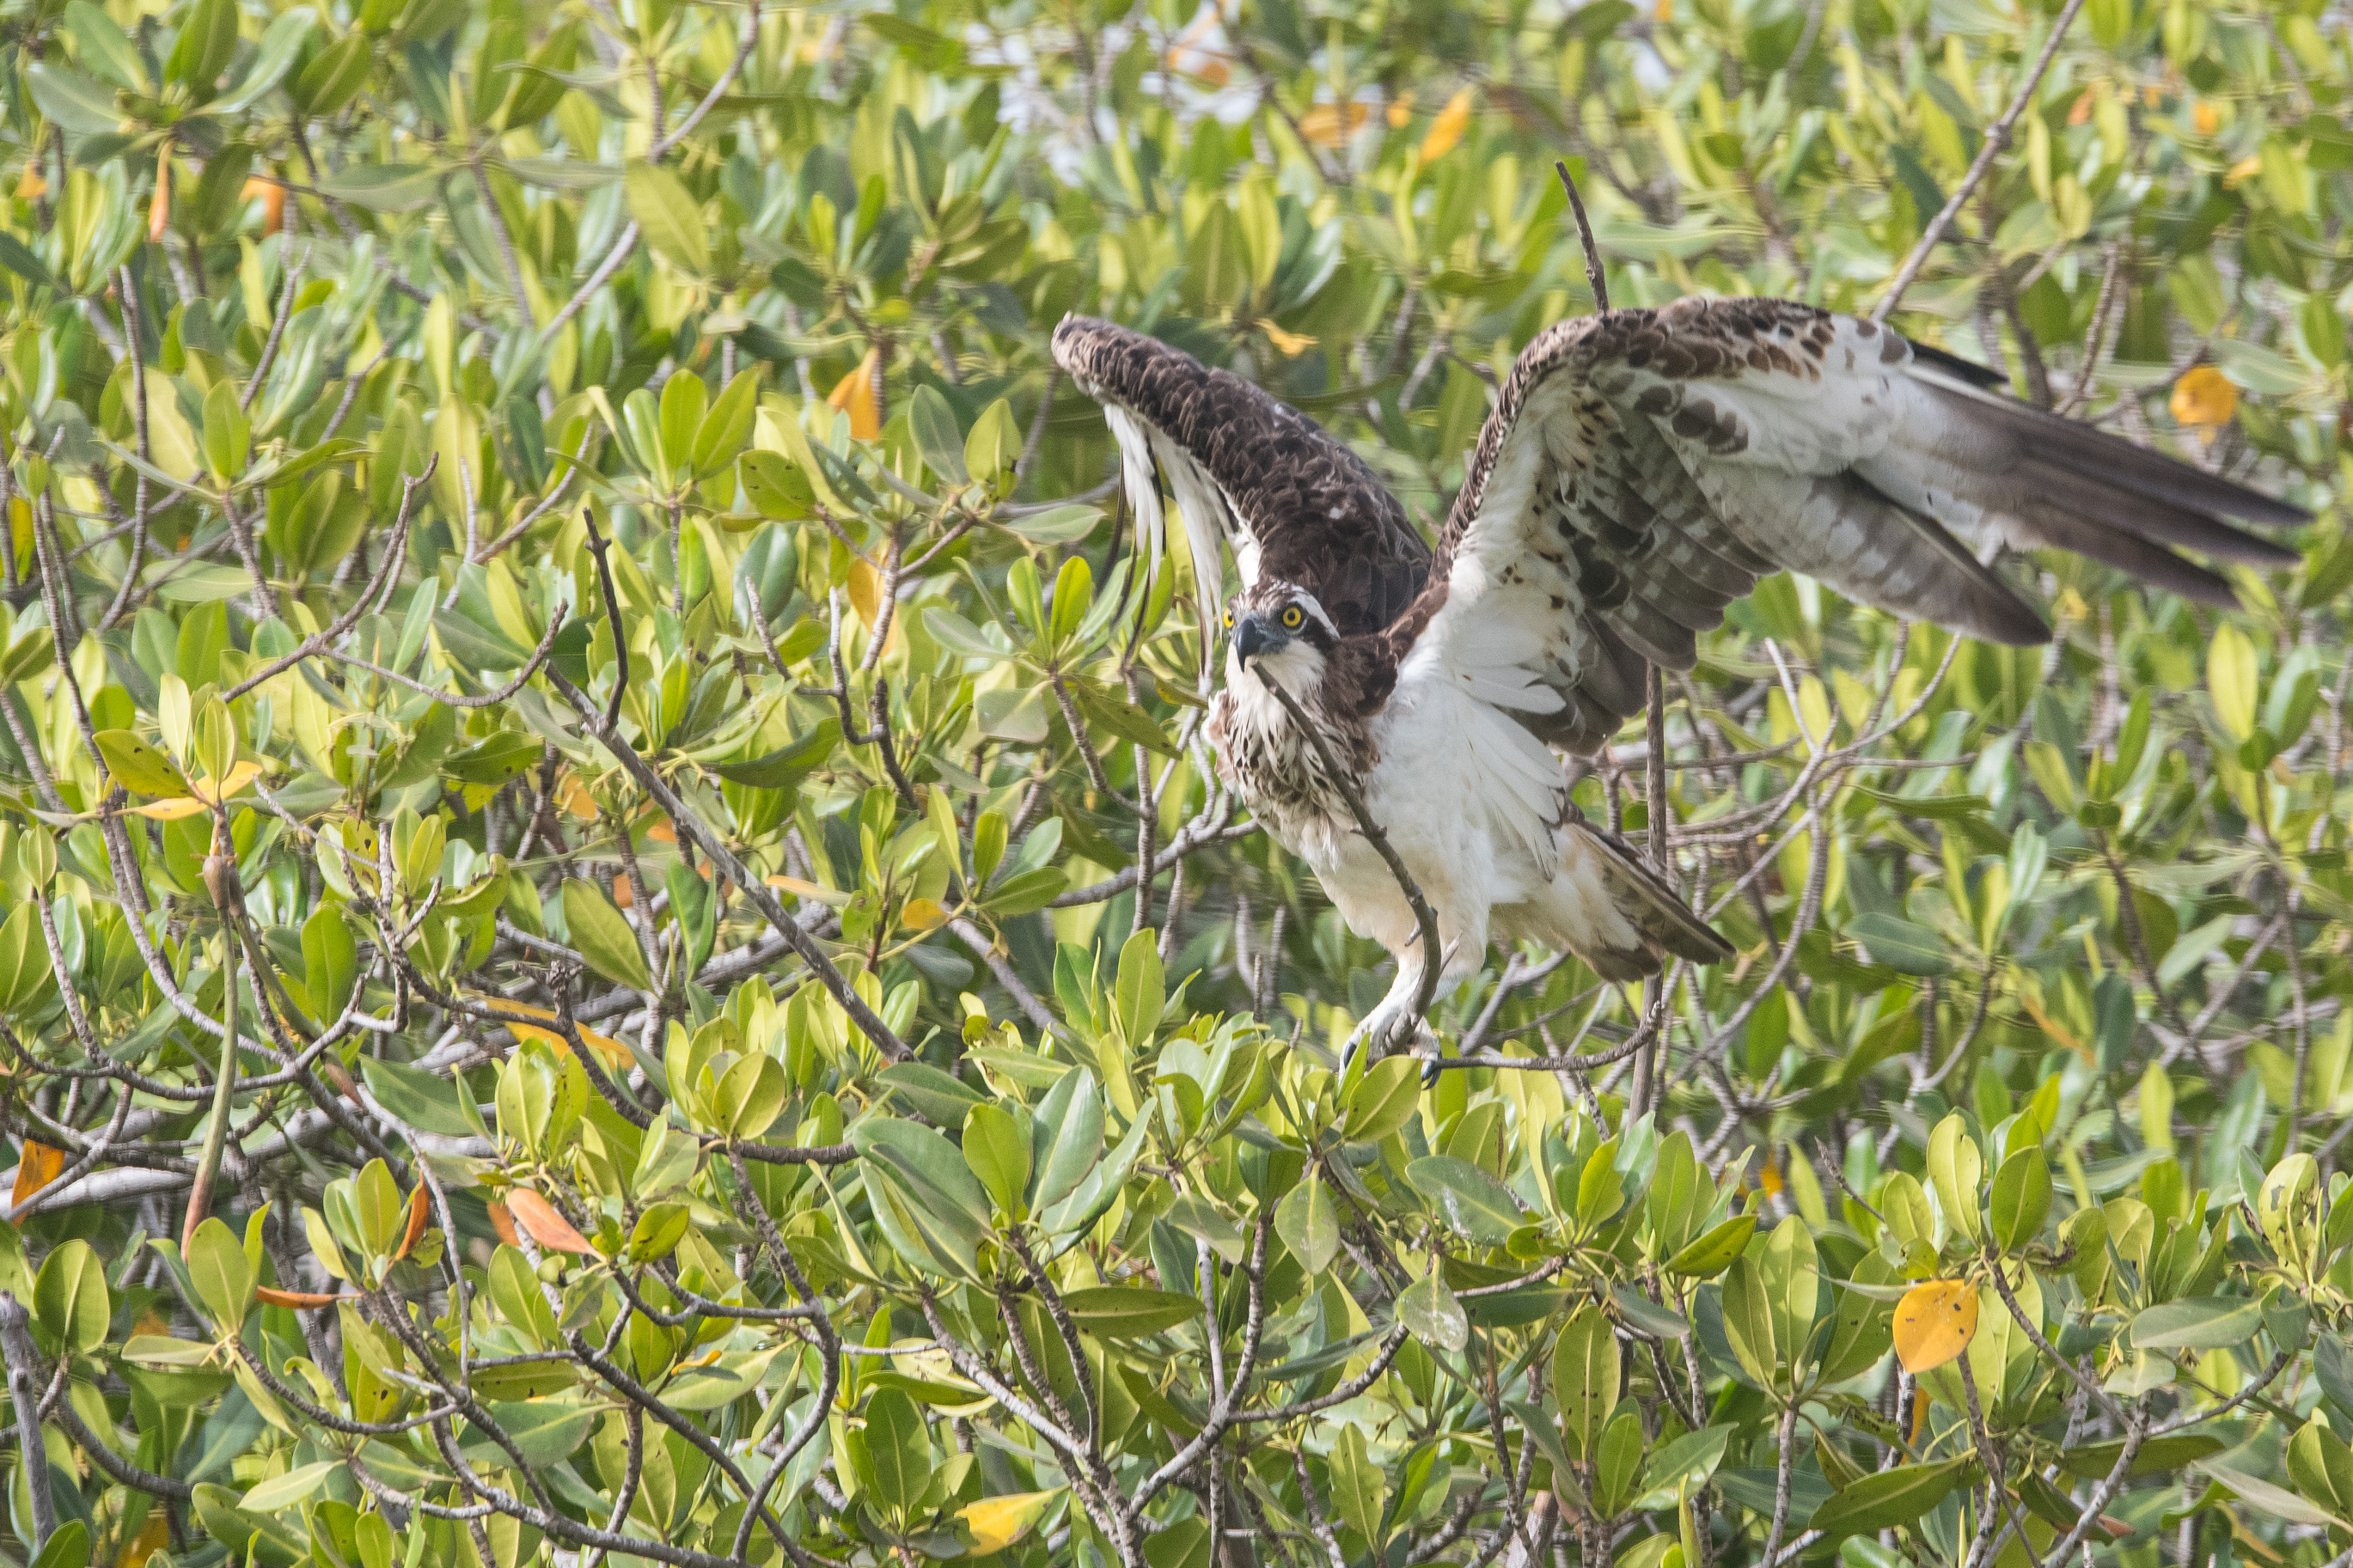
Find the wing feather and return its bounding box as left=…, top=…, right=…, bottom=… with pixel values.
left=1389, top=296, right=2306, bottom=754
left=1052, top=317, right=1430, bottom=672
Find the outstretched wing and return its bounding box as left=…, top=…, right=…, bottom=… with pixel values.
left=1051, top=317, right=1431, bottom=668
left=1385, top=296, right=2306, bottom=753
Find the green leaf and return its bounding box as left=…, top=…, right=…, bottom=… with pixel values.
left=241, top=1459, right=341, bottom=1513
left=875, top=1061, right=988, bottom=1128
left=1056, top=1285, right=1201, bottom=1337
left=28, top=1522, right=89, bottom=1568
left=303, top=905, right=360, bottom=1022
left=1806, top=1459, right=1969, bottom=1539
left=1343, top=1056, right=1421, bottom=1144
left=1665, top=1214, right=1756, bottom=1278
left=1114, top=930, right=1164, bottom=1048
left=626, top=161, right=711, bottom=275
left=95, top=729, right=192, bottom=796
left=1407, top=1156, right=1525, bottom=1245
left=185, top=1217, right=254, bottom=1330
left=964, top=398, right=1021, bottom=487
left=357, top=1058, right=476, bottom=1139
left=2058, top=1431, right=2223, bottom=1480
left=561, top=878, right=652, bottom=991
left=28, top=63, right=123, bottom=133
left=908, top=385, right=969, bottom=487
left=316, top=163, right=445, bottom=212
left=1552, top=1300, right=1618, bottom=1461
left=961, top=1102, right=1030, bottom=1215
left=1029, top=1069, right=1104, bottom=1215
left=716, top=1052, right=788, bottom=1139
left=33, top=1238, right=108, bottom=1355
left=2131, top=1296, right=2266, bottom=1351
left=1844, top=912, right=1952, bottom=977
left=1989, top=1144, right=2051, bottom=1251
left=861, top=1388, right=930, bottom=1512
left=64, top=2, right=147, bottom=91
left=1927, top=1113, right=1983, bottom=1244
left=2197, top=1458, right=2348, bottom=1529
left=1327, top=1425, right=1388, bottom=1543
left=1274, top=1177, right=1339, bottom=1275
left=1397, top=1269, right=1468, bottom=1352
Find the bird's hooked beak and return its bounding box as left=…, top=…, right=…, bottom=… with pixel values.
left=1232, top=614, right=1287, bottom=667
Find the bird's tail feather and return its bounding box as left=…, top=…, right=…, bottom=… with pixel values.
left=1568, top=820, right=1734, bottom=979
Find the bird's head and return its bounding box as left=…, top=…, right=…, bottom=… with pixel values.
left=1224, top=582, right=1340, bottom=687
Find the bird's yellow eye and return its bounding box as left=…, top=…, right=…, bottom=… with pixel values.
left=1223, top=611, right=1234, bottom=629
left=1280, top=606, right=1305, bottom=629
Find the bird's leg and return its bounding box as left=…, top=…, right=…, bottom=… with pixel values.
left=1341, top=930, right=1449, bottom=1074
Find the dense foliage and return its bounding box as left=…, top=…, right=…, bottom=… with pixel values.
left=0, top=0, right=2348, bottom=1564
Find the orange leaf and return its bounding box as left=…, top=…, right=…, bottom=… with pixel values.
left=827, top=349, right=882, bottom=440
left=505, top=1188, right=598, bottom=1255
left=611, top=874, right=633, bottom=909
left=1386, top=92, right=1415, bottom=130
left=148, top=143, right=171, bottom=243
left=257, top=1284, right=356, bottom=1309
left=645, top=820, right=676, bottom=844
left=2171, top=364, right=2240, bottom=429
left=394, top=1183, right=429, bottom=1262
left=11, top=1140, right=65, bottom=1208
left=1419, top=88, right=1475, bottom=162
left=1296, top=102, right=1369, bottom=148
left=1892, top=1279, right=1979, bottom=1374
left=488, top=1199, right=520, bottom=1248
left=2191, top=99, right=2221, bottom=137
left=242, top=176, right=285, bottom=234
left=15, top=169, right=45, bottom=200
left=558, top=772, right=599, bottom=820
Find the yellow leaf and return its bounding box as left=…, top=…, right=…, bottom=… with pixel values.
left=1420, top=88, right=1475, bottom=162
left=1892, top=1279, right=1979, bottom=1373
left=2206, top=622, right=2258, bottom=743
left=2223, top=155, right=2262, bottom=187
left=191, top=760, right=261, bottom=807
left=901, top=897, right=950, bottom=932
left=126, top=796, right=209, bottom=821
left=1296, top=102, right=1370, bottom=148
left=2171, top=364, right=2240, bottom=428
left=2191, top=99, right=2221, bottom=136
left=120, top=1512, right=169, bottom=1568
left=1386, top=92, right=1415, bottom=129
left=483, top=998, right=635, bottom=1072
left=957, top=1492, right=1061, bottom=1553
left=846, top=555, right=901, bottom=655
left=827, top=349, right=882, bottom=440
left=11, top=1140, right=64, bottom=1208
left=767, top=875, right=852, bottom=909
left=1261, top=322, right=1317, bottom=357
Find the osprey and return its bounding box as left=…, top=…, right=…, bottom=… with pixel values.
left=1052, top=298, right=2304, bottom=1052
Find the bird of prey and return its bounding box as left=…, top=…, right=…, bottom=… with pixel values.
left=1051, top=297, right=2304, bottom=1053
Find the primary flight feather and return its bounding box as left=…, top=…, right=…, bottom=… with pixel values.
left=1052, top=296, right=2305, bottom=1053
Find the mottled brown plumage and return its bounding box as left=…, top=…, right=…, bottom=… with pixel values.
left=1052, top=317, right=1430, bottom=638
left=1056, top=296, right=2307, bottom=1044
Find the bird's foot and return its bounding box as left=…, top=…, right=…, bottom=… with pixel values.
left=1341, top=1002, right=1439, bottom=1077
